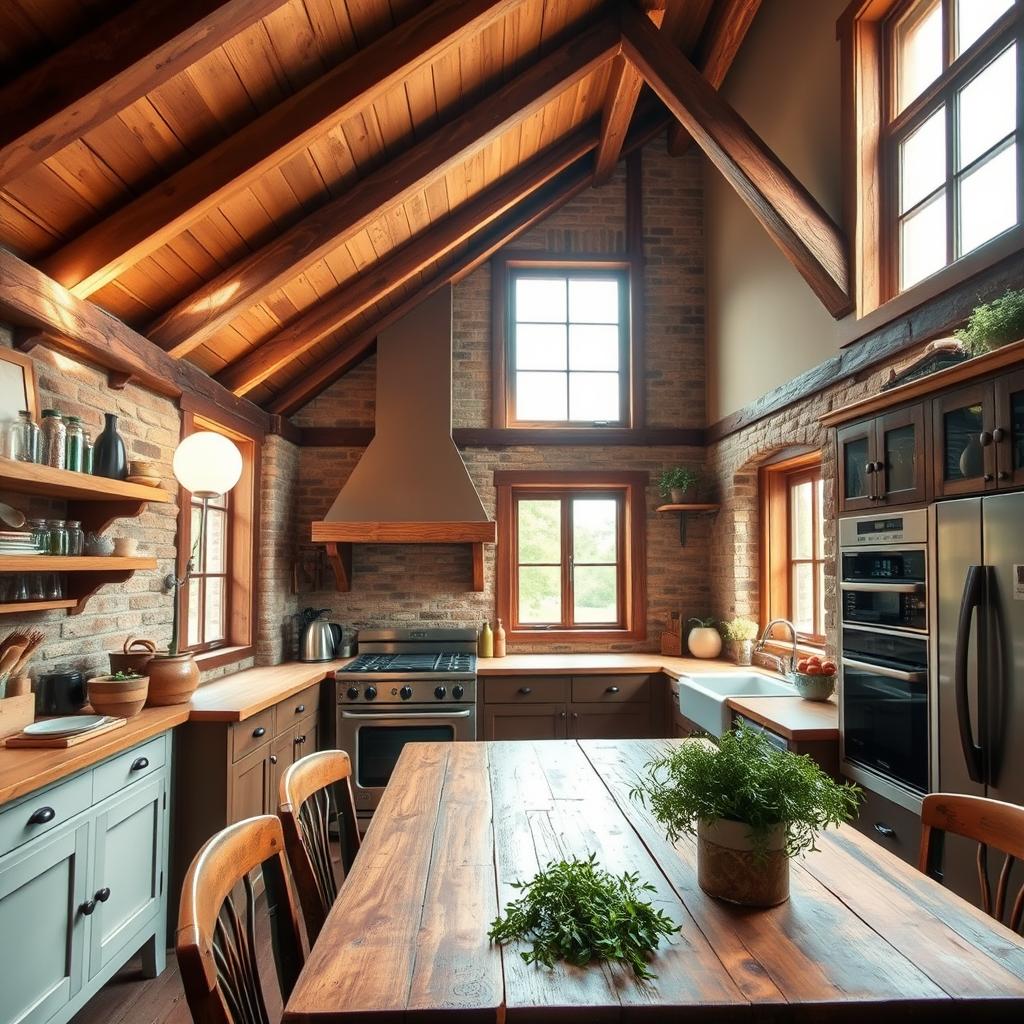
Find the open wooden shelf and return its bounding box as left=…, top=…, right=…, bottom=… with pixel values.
left=656, top=503, right=721, bottom=546
left=0, top=557, right=156, bottom=616
left=0, top=599, right=77, bottom=614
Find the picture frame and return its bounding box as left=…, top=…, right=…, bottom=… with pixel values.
left=0, top=349, right=40, bottom=425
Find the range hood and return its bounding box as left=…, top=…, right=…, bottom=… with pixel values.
left=312, top=286, right=496, bottom=592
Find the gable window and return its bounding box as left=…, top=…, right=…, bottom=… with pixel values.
left=760, top=453, right=826, bottom=647
left=495, top=471, right=647, bottom=641
left=493, top=256, right=635, bottom=429
left=176, top=401, right=259, bottom=666
left=842, top=0, right=1022, bottom=311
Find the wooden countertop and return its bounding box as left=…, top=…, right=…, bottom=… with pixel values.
left=479, top=653, right=839, bottom=740
left=286, top=739, right=1024, bottom=1022
left=0, top=705, right=189, bottom=807
left=188, top=659, right=351, bottom=722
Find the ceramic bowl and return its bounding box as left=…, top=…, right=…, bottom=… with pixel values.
left=87, top=675, right=149, bottom=718
left=85, top=533, right=115, bottom=556
left=792, top=672, right=836, bottom=702
left=128, top=459, right=159, bottom=478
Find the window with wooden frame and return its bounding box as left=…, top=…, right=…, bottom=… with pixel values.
left=495, top=471, right=647, bottom=642
left=176, top=403, right=260, bottom=666
left=491, top=255, right=640, bottom=430
left=842, top=0, right=1023, bottom=313
left=760, top=453, right=826, bottom=647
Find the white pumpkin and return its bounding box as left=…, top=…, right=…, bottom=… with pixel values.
left=688, top=626, right=722, bottom=659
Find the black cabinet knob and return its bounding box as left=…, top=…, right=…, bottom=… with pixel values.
left=606, top=686, right=620, bottom=694
left=559, top=711, right=566, bottom=719
left=28, top=806, right=55, bottom=826
left=296, top=735, right=307, bottom=745
left=95, top=887, right=111, bottom=903
left=252, top=726, right=266, bottom=738
left=571, top=712, right=579, bottom=719
left=993, top=427, right=1005, bottom=443
left=980, top=431, right=993, bottom=446
left=864, top=462, right=874, bottom=474
left=518, top=686, right=532, bottom=695
left=984, top=474, right=994, bottom=482
left=295, top=704, right=305, bottom=714
left=873, top=822, right=896, bottom=838
left=269, top=754, right=278, bottom=765
left=130, top=757, right=149, bottom=772
left=79, top=899, right=96, bottom=916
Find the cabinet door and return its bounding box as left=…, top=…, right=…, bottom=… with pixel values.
left=994, top=368, right=1024, bottom=488
left=229, top=742, right=272, bottom=824
left=88, top=776, right=165, bottom=979
left=570, top=706, right=651, bottom=740
left=876, top=404, right=928, bottom=505
left=932, top=382, right=996, bottom=496
left=837, top=420, right=877, bottom=511
left=0, top=820, right=90, bottom=1024
left=483, top=703, right=567, bottom=740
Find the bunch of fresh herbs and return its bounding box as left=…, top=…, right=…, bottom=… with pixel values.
left=955, top=288, right=1024, bottom=356
left=630, top=725, right=861, bottom=858
left=488, top=853, right=679, bottom=980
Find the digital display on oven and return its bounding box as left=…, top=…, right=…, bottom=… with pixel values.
left=856, top=517, right=904, bottom=535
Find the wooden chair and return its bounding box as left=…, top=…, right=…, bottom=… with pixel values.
left=918, top=793, right=1024, bottom=933
left=278, top=749, right=362, bottom=944
left=177, top=815, right=305, bottom=1024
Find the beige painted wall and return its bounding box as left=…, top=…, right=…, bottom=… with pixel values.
left=705, top=0, right=851, bottom=423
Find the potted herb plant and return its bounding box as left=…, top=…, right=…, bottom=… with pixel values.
left=632, top=727, right=861, bottom=907
left=686, top=617, right=722, bottom=659
left=658, top=467, right=701, bottom=504
left=955, top=288, right=1024, bottom=357
left=719, top=617, right=760, bottom=666
left=87, top=670, right=149, bottom=718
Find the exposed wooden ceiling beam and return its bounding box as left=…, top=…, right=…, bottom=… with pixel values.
left=620, top=6, right=851, bottom=318
left=218, top=129, right=597, bottom=396
left=667, top=0, right=761, bottom=156
left=40, top=0, right=522, bottom=297
left=0, top=0, right=286, bottom=188
left=0, top=248, right=270, bottom=431
left=149, top=16, right=621, bottom=358
left=593, top=2, right=665, bottom=184
left=267, top=110, right=668, bottom=416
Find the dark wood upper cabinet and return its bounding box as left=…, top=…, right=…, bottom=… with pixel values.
left=931, top=382, right=997, bottom=498
left=837, top=420, right=877, bottom=512
left=994, top=367, right=1024, bottom=489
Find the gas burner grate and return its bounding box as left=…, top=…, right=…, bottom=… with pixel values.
left=343, top=652, right=476, bottom=673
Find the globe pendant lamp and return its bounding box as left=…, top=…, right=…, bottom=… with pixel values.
left=149, top=431, right=243, bottom=706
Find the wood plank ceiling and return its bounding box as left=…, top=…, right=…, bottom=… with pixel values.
left=0, top=0, right=752, bottom=413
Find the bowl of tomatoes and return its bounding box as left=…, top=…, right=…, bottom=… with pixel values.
left=792, top=655, right=837, bottom=701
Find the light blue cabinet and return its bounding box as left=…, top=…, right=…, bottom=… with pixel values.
left=0, top=730, right=172, bottom=1024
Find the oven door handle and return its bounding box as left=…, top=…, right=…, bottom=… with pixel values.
left=841, top=657, right=926, bottom=683
left=339, top=709, right=474, bottom=720
left=839, top=582, right=924, bottom=593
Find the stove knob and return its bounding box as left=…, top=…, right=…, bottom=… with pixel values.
left=452, top=684, right=464, bottom=700
left=400, top=685, right=413, bottom=701
left=365, top=686, right=377, bottom=701
left=346, top=687, right=359, bottom=701
left=434, top=686, right=447, bottom=700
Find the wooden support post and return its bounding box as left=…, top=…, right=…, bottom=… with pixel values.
left=324, top=543, right=352, bottom=593
left=471, top=544, right=485, bottom=593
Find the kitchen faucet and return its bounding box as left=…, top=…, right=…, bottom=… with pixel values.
left=754, top=619, right=799, bottom=677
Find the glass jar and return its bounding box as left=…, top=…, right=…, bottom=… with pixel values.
left=83, top=431, right=94, bottom=473
left=46, top=573, right=64, bottom=600
left=46, top=519, right=68, bottom=556
left=26, top=573, right=45, bottom=601
left=66, top=520, right=84, bottom=556
left=5, top=411, right=40, bottom=463
left=12, top=575, right=29, bottom=601
left=40, top=410, right=66, bottom=469
left=65, top=416, right=85, bottom=472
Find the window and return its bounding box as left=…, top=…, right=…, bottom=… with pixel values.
left=760, top=453, right=826, bottom=646
left=176, top=403, right=259, bottom=664
left=841, top=0, right=1023, bottom=311
left=492, top=256, right=637, bottom=429
left=495, top=471, right=647, bottom=641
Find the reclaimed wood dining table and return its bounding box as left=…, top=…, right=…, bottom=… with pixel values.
left=282, top=739, right=1024, bottom=1022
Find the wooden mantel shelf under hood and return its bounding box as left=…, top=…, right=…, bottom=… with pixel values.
left=311, top=520, right=497, bottom=593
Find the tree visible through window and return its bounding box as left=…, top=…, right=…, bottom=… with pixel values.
left=186, top=489, right=230, bottom=648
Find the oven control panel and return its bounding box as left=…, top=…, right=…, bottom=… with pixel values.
left=339, top=679, right=475, bottom=703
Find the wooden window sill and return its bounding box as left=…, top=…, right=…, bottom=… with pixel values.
left=506, top=629, right=646, bottom=643
left=193, top=645, right=254, bottom=673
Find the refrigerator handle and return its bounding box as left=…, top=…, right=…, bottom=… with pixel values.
left=955, top=564, right=985, bottom=784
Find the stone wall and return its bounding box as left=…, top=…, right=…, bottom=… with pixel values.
left=289, top=144, right=710, bottom=652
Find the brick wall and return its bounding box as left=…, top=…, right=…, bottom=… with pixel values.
left=290, top=144, right=711, bottom=652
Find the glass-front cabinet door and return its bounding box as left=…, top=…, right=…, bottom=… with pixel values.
left=837, top=420, right=877, bottom=512
left=932, top=383, right=996, bottom=497
left=995, top=368, right=1024, bottom=488
left=876, top=405, right=927, bottom=505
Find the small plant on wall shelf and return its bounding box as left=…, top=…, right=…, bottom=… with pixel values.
left=955, top=288, right=1024, bottom=357
left=658, top=467, right=701, bottom=503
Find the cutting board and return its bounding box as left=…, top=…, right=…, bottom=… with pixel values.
left=4, top=716, right=126, bottom=748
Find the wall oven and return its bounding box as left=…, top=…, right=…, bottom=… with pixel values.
left=839, top=509, right=929, bottom=805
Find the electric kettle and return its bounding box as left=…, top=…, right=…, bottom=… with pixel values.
left=299, top=607, right=344, bottom=662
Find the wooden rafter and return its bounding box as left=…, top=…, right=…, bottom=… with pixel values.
left=0, top=0, right=287, bottom=188
left=148, top=16, right=622, bottom=358
left=218, top=128, right=598, bottom=395
left=620, top=6, right=851, bottom=318
left=39, top=0, right=522, bottom=297
left=267, top=111, right=668, bottom=416
left=667, top=0, right=762, bottom=156
left=593, top=1, right=666, bottom=184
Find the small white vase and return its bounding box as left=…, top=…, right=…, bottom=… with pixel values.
left=688, top=627, right=722, bottom=659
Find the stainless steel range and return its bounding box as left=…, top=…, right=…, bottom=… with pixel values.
left=337, top=627, right=477, bottom=821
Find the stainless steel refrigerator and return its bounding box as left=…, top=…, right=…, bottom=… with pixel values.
left=933, top=492, right=1024, bottom=906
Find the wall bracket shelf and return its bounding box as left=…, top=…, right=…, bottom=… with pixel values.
left=655, top=503, right=720, bottom=546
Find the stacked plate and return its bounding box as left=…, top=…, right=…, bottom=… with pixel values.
left=0, top=530, right=42, bottom=555
left=22, top=715, right=113, bottom=737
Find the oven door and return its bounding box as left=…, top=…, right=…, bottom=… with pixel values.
left=338, top=706, right=476, bottom=814
left=840, top=547, right=927, bottom=632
